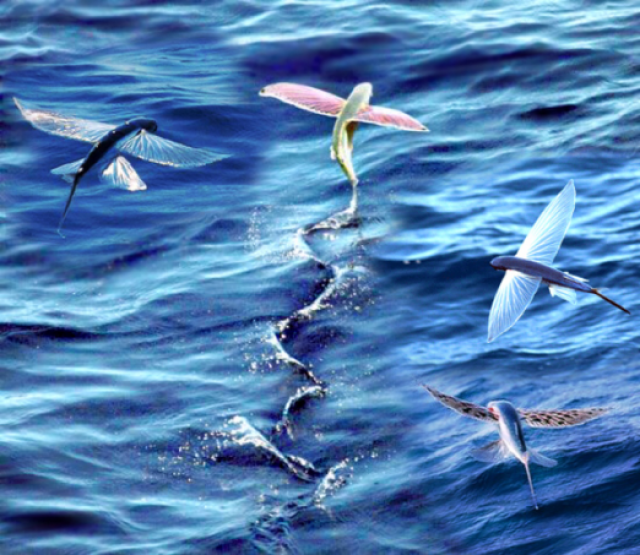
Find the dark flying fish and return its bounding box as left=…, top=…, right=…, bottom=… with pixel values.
left=14, top=98, right=228, bottom=234
left=488, top=180, right=629, bottom=342
left=423, top=385, right=608, bottom=510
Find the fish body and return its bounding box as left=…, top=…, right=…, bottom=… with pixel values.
left=73, top=118, right=158, bottom=185
left=330, top=83, right=372, bottom=182
left=489, top=401, right=527, bottom=460
left=488, top=400, right=540, bottom=508
left=490, top=256, right=591, bottom=293
left=59, top=119, right=159, bottom=231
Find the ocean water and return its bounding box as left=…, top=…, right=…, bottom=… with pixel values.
left=2, top=0, right=640, bottom=553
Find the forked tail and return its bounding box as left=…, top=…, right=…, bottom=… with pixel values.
left=524, top=457, right=539, bottom=510
left=593, top=289, right=630, bottom=315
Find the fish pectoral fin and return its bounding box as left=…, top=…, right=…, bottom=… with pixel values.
left=488, top=272, right=541, bottom=343
left=100, top=156, right=147, bottom=192
left=515, top=180, right=575, bottom=266
left=118, top=130, right=227, bottom=168
left=529, top=448, right=557, bottom=468
left=469, top=439, right=510, bottom=464
left=51, top=158, right=85, bottom=184
left=548, top=283, right=577, bottom=304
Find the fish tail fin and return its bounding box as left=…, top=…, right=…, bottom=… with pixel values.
left=524, top=455, right=539, bottom=510
left=593, top=289, right=630, bottom=315
left=57, top=176, right=80, bottom=235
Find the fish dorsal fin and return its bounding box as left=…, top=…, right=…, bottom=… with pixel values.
left=516, top=180, right=575, bottom=265
left=564, top=271, right=588, bottom=283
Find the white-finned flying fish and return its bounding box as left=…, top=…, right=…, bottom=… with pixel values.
left=488, top=180, right=629, bottom=342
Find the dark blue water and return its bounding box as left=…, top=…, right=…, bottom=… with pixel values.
left=3, top=1, right=640, bottom=553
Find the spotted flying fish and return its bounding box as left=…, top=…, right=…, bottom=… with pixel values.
left=14, top=98, right=228, bottom=234
left=488, top=180, right=629, bottom=342
left=423, top=385, right=608, bottom=509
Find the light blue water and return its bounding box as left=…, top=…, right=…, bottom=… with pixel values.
left=2, top=1, right=640, bottom=553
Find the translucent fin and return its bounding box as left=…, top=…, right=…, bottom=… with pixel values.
left=14, top=97, right=115, bottom=143
left=518, top=407, right=608, bottom=428
left=524, top=459, right=539, bottom=510
left=564, top=272, right=588, bottom=283
left=488, top=271, right=541, bottom=342
left=470, top=439, right=510, bottom=463
left=259, top=83, right=346, bottom=117
left=529, top=448, right=557, bottom=468
left=548, top=283, right=577, bottom=304
left=100, top=156, right=147, bottom=192
left=516, top=180, right=576, bottom=265
left=51, top=158, right=85, bottom=184
left=422, top=385, right=497, bottom=423
left=356, top=104, right=428, bottom=131
left=118, top=130, right=228, bottom=168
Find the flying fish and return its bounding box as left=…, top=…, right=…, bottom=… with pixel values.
left=488, top=180, right=629, bottom=342
left=260, top=82, right=427, bottom=187
left=423, top=385, right=608, bottom=509
left=14, top=97, right=227, bottom=234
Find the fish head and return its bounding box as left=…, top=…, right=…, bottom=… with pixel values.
left=488, top=400, right=528, bottom=462
left=353, top=82, right=373, bottom=100
left=490, top=256, right=510, bottom=272
left=128, top=118, right=158, bottom=133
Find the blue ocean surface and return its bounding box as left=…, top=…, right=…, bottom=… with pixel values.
left=2, top=0, right=640, bottom=553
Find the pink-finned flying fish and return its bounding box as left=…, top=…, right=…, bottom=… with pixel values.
left=259, top=82, right=428, bottom=214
